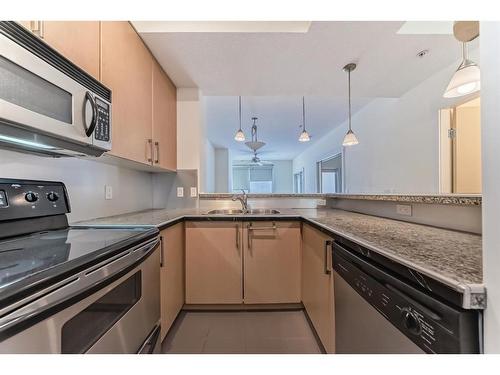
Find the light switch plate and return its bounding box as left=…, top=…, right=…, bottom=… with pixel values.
left=190, top=187, right=197, bottom=197
left=177, top=187, right=184, bottom=197
left=396, top=204, right=412, bottom=216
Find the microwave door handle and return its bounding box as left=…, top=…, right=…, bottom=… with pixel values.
left=84, top=91, right=98, bottom=137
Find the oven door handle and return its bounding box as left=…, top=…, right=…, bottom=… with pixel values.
left=0, top=237, right=160, bottom=334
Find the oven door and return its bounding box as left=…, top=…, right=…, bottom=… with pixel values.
left=0, top=238, right=160, bottom=354
left=0, top=32, right=110, bottom=150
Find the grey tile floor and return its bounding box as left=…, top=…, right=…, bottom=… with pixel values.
left=161, top=310, right=323, bottom=354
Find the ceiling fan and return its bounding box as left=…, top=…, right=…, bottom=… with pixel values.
left=250, top=150, right=273, bottom=166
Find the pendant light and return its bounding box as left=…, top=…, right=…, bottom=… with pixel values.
left=444, top=21, right=480, bottom=98
left=444, top=41, right=480, bottom=98
left=298, top=96, right=311, bottom=142
left=234, top=96, right=245, bottom=142
left=342, top=63, right=359, bottom=147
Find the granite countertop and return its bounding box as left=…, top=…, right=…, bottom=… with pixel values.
left=75, top=207, right=483, bottom=306
left=199, top=193, right=482, bottom=206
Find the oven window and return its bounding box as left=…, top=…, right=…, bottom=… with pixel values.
left=0, top=55, right=72, bottom=124
left=61, top=272, right=142, bottom=354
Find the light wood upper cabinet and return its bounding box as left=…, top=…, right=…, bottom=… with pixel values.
left=18, top=21, right=100, bottom=80
left=152, top=60, right=177, bottom=171
left=243, top=221, right=301, bottom=304
left=101, top=21, right=153, bottom=164
left=160, top=223, right=185, bottom=340
left=185, top=222, right=243, bottom=304
left=302, top=224, right=335, bottom=353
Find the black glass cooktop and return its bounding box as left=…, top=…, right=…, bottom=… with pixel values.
left=0, top=226, right=157, bottom=302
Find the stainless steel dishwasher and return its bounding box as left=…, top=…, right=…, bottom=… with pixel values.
left=332, top=241, right=481, bottom=354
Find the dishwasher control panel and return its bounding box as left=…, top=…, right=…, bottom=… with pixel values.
left=333, top=242, right=480, bottom=354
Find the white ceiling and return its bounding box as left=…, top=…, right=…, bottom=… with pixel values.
left=135, top=21, right=473, bottom=160
left=137, top=21, right=463, bottom=97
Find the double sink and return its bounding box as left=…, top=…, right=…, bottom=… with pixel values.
left=206, top=209, right=281, bottom=215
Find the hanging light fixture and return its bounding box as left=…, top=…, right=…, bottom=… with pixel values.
left=245, top=117, right=266, bottom=151
left=298, top=96, right=311, bottom=142
left=444, top=21, right=480, bottom=98
left=234, top=96, right=245, bottom=141
left=342, top=63, right=359, bottom=147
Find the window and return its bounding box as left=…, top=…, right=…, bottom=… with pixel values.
left=232, top=165, right=273, bottom=193
left=317, top=154, right=342, bottom=193
left=293, top=169, right=304, bottom=193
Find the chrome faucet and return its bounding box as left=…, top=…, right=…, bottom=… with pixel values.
left=232, top=189, right=250, bottom=212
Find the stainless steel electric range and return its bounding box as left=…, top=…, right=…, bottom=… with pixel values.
left=0, top=178, right=161, bottom=354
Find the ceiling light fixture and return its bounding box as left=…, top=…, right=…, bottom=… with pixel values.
left=444, top=21, right=480, bottom=98
left=298, top=96, right=311, bottom=142
left=234, top=96, right=245, bottom=142
left=245, top=117, right=266, bottom=152
left=342, top=63, right=359, bottom=147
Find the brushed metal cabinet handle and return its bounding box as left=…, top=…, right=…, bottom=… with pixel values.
left=160, top=235, right=165, bottom=267
left=235, top=224, right=240, bottom=250
left=146, top=139, right=153, bottom=163
left=154, top=141, right=160, bottom=164
left=324, top=240, right=332, bottom=275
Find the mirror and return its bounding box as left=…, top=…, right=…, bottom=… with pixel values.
left=197, top=22, right=481, bottom=195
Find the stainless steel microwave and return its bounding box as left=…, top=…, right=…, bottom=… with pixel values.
left=0, top=21, right=112, bottom=157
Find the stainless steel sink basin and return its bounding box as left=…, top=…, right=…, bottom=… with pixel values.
left=205, top=209, right=280, bottom=215
left=206, top=209, right=244, bottom=215
left=247, top=209, right=281, bottom=215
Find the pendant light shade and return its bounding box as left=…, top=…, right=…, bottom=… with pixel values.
left=342, top=63, right=359, bottom=147
left=342, top=129, right=359, bottom=146
left=444, top=42, right=480, bottom=98
left=298, top=96, right=311, bottom=142
left=234, top=96, right=246, bottom=142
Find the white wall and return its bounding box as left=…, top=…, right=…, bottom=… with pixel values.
left=272, top=160, right=293, bottom=193
left=202, top=139, right=215, bottom=192
left=480, top=21, right=500, bottom=353
left=293, top=50, right=480, bottom=194
left=214, top=148, right=231, bottom=192
left=177, top=88, right=202, bottom=173
left=0, top=149, right=153, bottom=223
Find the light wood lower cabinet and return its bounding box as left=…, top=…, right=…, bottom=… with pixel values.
left=185, top=222, right=243, bottom=304
left=302, top=224, right=335, bottom=353
left=243, top=221, right=301, bottom=304
left=160, top=223, right=185, bottom=340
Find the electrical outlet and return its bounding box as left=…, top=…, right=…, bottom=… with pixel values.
left=177, top=187, right=184, bottom=197
left=190, top=187, right=197, bottom=197
left=318, top=199, right=327, bottom=206
left=105, top=185, right=113, bottom=200
left=396, top=204, right=412, bottom=216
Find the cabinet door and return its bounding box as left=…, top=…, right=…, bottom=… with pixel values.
left=43, top=22, right=100, bottom=79
left=101, top=21, right=153, bottom=164
left=243, top=221, right=301, bottom=304
left=17, top=21, right=100, bottom=79
left=185, top=222, right=243, bottom=304
left=152, top=60, right=177, bottom=171
left=160, top=223, right=185, bottom=340
left=302, top=224, right=335, bottom=353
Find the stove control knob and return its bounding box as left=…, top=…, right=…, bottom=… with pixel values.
left=25, top=192, right=39, bottom=203
left=401, top=308, right=422, bottom=335
left=47, top=192, right=59, bottom=202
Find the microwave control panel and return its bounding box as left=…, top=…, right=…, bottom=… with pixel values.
left=94, top=97, right=110, bottom=142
